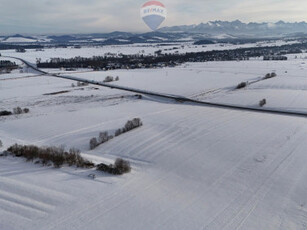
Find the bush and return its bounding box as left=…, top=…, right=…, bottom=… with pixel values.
left=96, top=158, right=131, bottom=175
left=114, top=158, right=131, bottom=174
left=123, top=118, right=143, bottom=133
left=0, top=140, right=2, bottom=148
left=264, top=73, right=271, bottom=79
left=89, top=137, right=98, bottom=150
left=77, top=82, right=89, bottom=87
left=259, top=99, right=266, bottom=107
left=236, top=82, right=247, bottom=89
left=264, top=72, right=277, bottom=79
left=98, top=131, right=109, bottom=144
left=89, top=118, right=143, bottom=150
left=115, top=129, right=122, bottom=137
left=2, top=107, right=30, bottom=116
left=0, top=110, right=12, bottom=116
left=13, top=107, right=23, bottom=114
left=23, top=108, right=30, bottom=113
left=103, top=76, right=114, bottom=83
left=271, top=72, right=277, bottom=78
left=6, top=144, right=94, bottom=168
left=90, top=132, right=114, bottom=150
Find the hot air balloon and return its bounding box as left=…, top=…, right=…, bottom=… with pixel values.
left=140, top=1, right=167, bottom=31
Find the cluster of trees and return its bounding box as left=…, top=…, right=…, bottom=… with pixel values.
left=6, top=144, right=94, bottom=168
left=236, top=82, right=248, bottom=89
left=263, top=55, right=287, bottom=61
left=90, top=131, right=114, bottom=150
left=15, top=48, right=26, bottom=53
left=89, top=118, right=143, bottom=150
left=0, top=60, right=18, bottom=74
left=0, top=44, right=42, bottom=51
left=3, top=143, right=132, bottom=175
left=259, top=99, right=267, bottom=107
left=36, top=42, right=307, bottom=70
left=263, top=72, right=277, bottom=79
left=115, top=118, right=143, bottom=137
left=13, top=107, right=30, bottom=114
left=0, top=107, right=30, bottom=117
left=103, top=76, right=119, bottom=83
left=96, top=158, right=131, bottom=175
left=71, top=81, right=89, bottom=87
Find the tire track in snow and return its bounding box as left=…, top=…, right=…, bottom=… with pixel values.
left=81, top=111, right=269, bottom=229
left=202, top=128, right=305, bottom=230
left=155, top=119, right=300, bottom=229
left=33, top=107, right=176, bottom=145
left=106, top=108, right=232, bottom=161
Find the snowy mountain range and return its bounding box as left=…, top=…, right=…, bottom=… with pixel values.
left=158, top=20, right=307, bottom=37
left=1, top=21, right=307, bottom=46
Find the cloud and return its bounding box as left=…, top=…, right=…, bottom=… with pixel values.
left=219, top=0, right=307, bottom=22
left=0, top=0, right=306, bottom=34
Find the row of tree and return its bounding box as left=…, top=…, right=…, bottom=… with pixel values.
left=37, top=42, right=306, bottom=70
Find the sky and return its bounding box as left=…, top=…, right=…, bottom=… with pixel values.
left=0, top=0, right=306, bottom=35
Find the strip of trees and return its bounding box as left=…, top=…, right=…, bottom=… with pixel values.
left=90, top=118, right=143, bottom=150
left=37, top=43, right=306, bottom=70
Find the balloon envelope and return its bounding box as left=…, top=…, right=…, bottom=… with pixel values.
left=141, top=1, right=167, bottom=31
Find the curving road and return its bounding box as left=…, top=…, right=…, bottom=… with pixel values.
left=3, top=55, right=307, bottom=118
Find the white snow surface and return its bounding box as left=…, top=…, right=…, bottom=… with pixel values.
left=0, top=49, right=307, bottom=229
left=2, top=37, right=37, bottom=43
left=0, top=39, right=300, bottom=63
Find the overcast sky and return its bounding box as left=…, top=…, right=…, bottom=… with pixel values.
left=0, top=0, right=306, bottom=35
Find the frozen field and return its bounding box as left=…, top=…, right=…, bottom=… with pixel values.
left=0, top=39, right=299, bottom=63
left=0, top=51, right=307, bottom=229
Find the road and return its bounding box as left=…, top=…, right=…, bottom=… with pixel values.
left=3, top=55, right=307, bottom=118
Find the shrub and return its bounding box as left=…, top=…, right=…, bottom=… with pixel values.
left=0, top=140, right=2, bottom=148
left=13, top=107, right=23, bottom=114
left=23, top=108, right=30, bottom=113
left=6, top=144, right=94, bottom=168
left=115, top=76, right=119, bottom=81
left=259, top=99, right=266, bottom=107
left=114, top=158, right=131, bottom=174
left=271, top=72, right=277, bottom=78
left=98, top=131, right=109, bottom=144
left=236, top=82, right=247, bottom=89
left=96, top=158, right=131, bottom=175
left=2, top=108, right=30, bottom=116
left=90, top=132, right=114, bottom=150
left=124, top=118, right=143, bottom=132
left=115, top=129, right=122, bottom=137
left=264, top=72, right=277, bottom=79
left=77, top=82, right=89, bottom=87
left=103, top=76, right=114, bottom=83
left=264, top=73, right=271, bottom=79
left=66, top=148, right=80, bottom=166
left=89, top=137, right=98, bottom=150
left=90, top=118, right=142, bottom=150
left=0, top=110, right=12, bottom=116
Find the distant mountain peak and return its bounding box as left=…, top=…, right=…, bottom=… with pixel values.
left=158, top=20, right=307, bottom=37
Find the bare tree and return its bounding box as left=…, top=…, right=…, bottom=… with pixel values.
left=89, top=138, right=98, bottom=150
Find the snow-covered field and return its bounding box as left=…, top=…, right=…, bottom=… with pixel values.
left=0, top=47, right=307, bottom=229
left=0, top=39, right=300, bottom=63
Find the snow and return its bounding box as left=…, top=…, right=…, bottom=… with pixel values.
left=2, top=37, right=37, bottom=43
left=0, top=44, right=307, bottom=229
left=213, top=34, right=237, bottom=39
left=0, top=39, right=300, bottom=63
